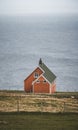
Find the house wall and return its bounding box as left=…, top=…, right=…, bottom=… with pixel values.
left=33, top=76, right=50, bottom=93
left=24, top=67, right=43, bottom=92
left=51, top=82, right=56, bottom=93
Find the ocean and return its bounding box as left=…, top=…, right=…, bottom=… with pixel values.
left=0, top=14, right=78, bottom=91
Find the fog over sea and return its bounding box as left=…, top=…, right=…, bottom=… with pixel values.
left=0, top=14, right=78, bottom=92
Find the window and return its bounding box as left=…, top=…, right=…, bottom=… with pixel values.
left=36, top=80, right=40, bottom=83
left=43, top=80, right=46, bottom=83
left=34, top=72, right=39, bottom=78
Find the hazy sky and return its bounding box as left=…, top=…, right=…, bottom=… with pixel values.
left=0, top=0, right=78, bottom=15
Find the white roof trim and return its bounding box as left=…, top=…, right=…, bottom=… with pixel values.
left=39, top=65, right=52, bottom=84
left=32, top=65, right=45, bottom=85
left=38, top=66, right=45, bottom=73
left=24, top=66, right=43, bottom=81
left=32, top=73, right=51, bottom=85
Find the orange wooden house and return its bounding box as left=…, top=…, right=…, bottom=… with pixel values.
left=24, top=59, right=56, bottom=94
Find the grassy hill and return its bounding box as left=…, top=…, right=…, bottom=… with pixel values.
left=0, top=90, right=78, bottom=113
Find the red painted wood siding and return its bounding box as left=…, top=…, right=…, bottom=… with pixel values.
left=24, top=67, right=43, bottom=92
left=33, top=76, right=50, bottom=93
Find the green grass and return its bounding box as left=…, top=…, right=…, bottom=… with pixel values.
left=0, top=112, right=78, bottom=130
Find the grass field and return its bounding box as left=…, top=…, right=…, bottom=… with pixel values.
left=0, top=112, right=78, bottom=130
left=0, top=91, right=78, bottom=129
left=0, top=91, right=78, bottom=113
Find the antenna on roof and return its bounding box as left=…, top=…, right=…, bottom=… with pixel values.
left=39, top=58, right=42, bottom=65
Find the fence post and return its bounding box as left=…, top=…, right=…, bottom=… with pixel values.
left=63, top=102, right=65, bottom=112
left=17, top=97, right=20, bottom=112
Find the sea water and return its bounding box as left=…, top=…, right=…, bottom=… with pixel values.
left=0, top=14, right=78, bottom=91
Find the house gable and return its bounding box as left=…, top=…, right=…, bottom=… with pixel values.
left=24, top=67, right=43, bottom=92
left=24, top=67, right=43, bottom=81
left=33, top=75, right=50, bottom=93
left=32, top=74, right=51, bottom=85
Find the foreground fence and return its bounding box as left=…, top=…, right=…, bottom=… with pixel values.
left=0, top=92, right=78, bottom=113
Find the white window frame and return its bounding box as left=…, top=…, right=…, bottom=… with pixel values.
left=34, top=72, right=39, bottom=78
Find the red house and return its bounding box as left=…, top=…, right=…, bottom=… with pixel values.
left=24, top=59, right=56, bottom=94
